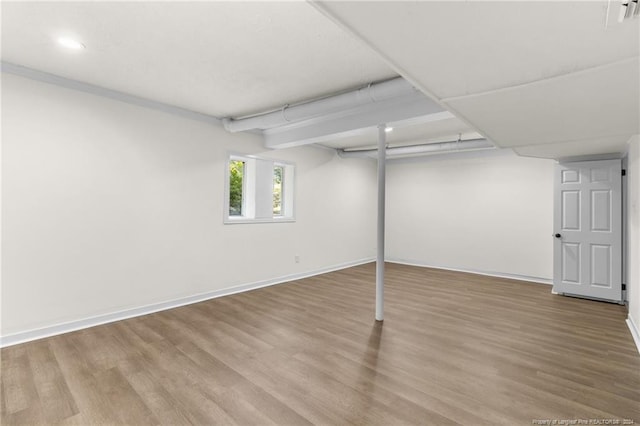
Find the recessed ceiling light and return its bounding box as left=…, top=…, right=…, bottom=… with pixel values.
left=57, top=37, right=85, bottom=50
left=385, top=127, right=394, bottom=132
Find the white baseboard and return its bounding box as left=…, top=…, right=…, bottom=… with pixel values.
left=627, top=317, right=640, bottom=355
left=386, top=258, right=553, bottom=285
left=0, top=257, right=374, bottom=348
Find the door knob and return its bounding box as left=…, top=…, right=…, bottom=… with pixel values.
left=555, top=233, right=562, bottom=238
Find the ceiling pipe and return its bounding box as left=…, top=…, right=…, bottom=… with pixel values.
left=337, top=138, right=493, bottom=159
left=223, top=77, right=418, bottom=132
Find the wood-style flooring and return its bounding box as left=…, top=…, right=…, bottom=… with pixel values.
left=2, top=263, right=639, bottom=425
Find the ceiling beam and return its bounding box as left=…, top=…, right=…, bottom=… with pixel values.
left=263, top=92, right=446, bottom=149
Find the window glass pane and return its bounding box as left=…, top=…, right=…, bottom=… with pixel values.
left=229, top=160, right=244, bottom=216
left=273, top=165, right=284, bottom=215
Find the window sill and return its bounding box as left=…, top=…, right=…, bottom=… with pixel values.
left=224, top=217, right=296, bottom=225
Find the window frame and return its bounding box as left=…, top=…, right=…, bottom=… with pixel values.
left=224, top=153, right=295, bottom=224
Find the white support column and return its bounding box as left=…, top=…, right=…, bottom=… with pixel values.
left=376, top=124, right=386, bottom=321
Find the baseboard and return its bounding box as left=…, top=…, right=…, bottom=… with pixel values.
left=386, top=258, right=553, bottom=285
left=627, top=317, right=640, bottom=355
left=0, top=257, right=374, bottom=348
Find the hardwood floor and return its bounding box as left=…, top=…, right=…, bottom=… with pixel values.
left=2, top=263, right=639, bottom=425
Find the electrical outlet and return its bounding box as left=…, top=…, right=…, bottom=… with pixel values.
left=294, top=255, right=300, bottom=263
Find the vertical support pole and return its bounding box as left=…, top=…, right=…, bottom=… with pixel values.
left=376, top=124, right=386, bottom=321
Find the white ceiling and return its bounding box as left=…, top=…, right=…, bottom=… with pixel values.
left=318, top=1, right=638, bottom=100
left=446, top=58, right=639, bottom=149
left=3, top=1, right=638, bottom=159
left=1, top=1, right=396, bottom=118
left=314, top=0, right=640, bottom=159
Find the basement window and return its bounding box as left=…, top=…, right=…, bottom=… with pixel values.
left=273, top=164, right=284, bottom=216
left=225, top=154, right=295, bottom=224
left=229, top=159, right=245, bottom=216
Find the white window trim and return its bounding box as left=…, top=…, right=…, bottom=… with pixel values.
left=224, top=153, right=296, bottom=224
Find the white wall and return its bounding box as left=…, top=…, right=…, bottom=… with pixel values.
left=1, top=73, right=376, bottom=338
left=626, top=135, right=640, bottom=348
left=5, top=69, right=630, bottom=345
left=386, top=151, right=555, bottom=281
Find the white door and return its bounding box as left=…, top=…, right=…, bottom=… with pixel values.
left=553, top=159, right=622, bottom=302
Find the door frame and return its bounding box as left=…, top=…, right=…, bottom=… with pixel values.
left=552, top=158, right=624, bottom=303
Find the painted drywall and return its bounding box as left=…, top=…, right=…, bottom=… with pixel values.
left=1, top=73, right=376, bottom=337
left=626, top=135, right=640, bottom=348
left=386, top=150, right=554, bottom=281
